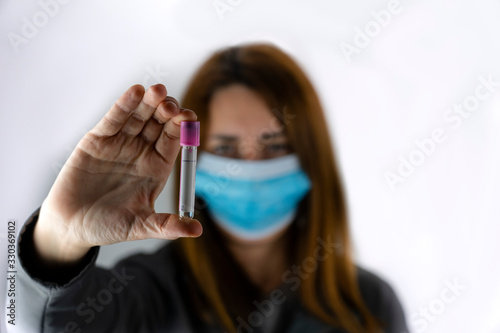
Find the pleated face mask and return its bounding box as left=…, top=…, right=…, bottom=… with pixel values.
left=195, top=152, right=311, bottom=240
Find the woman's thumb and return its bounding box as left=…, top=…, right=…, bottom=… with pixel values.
left=131, top=213, right=203, bottom=240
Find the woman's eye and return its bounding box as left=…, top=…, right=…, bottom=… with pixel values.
left=213, top=145, right=236, bottom=156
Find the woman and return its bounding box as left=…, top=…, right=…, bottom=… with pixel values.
left=15, top=44, right=408, bottom=332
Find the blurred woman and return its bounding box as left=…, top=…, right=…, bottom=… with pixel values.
left=15, top=43, right=408, bottom=332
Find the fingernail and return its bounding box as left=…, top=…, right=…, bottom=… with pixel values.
left=166, top=101, right=179, bottom=113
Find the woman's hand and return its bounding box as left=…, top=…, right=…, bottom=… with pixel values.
left=33, top=84, right=202, bottom=265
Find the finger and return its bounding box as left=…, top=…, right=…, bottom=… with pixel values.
left=155, top=109, right=198, bottom=162
left=128, top=213, right=203, bottom=241
left=120, top=84, right=168, bottom=138
left=91, top=85, right=145, bottom=137
left=140, top=97, right=180, bottom=143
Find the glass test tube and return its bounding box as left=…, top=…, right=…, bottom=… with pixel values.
left=179, top=121, right=200, bottom=220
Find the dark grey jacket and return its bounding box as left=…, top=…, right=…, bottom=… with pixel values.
left=12, top=208, right=409, bottom=333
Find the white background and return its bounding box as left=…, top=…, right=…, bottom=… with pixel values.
left=1, top=0, right=500, bottom=332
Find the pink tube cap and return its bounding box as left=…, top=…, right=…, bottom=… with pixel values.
left=180, top=121, right=200, bottom=146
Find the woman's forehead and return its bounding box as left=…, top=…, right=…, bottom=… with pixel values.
left=207, top=84, right=284, bottom=138
left=208, top=130, right=286, bottom=142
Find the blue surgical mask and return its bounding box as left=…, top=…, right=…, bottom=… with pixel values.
left=195, top=152, right=311, bottom=240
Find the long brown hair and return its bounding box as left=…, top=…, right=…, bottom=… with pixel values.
left=172, top=43, right=382, bottom=332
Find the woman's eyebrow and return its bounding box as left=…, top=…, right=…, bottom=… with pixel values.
left=259, top=131, right=285, bottom=140
left=208, top=131, right=286, bottom=141
left=208, top=134, right=238, bottom=141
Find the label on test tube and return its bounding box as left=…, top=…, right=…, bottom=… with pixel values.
left=179, top=121, right=200, bottom=219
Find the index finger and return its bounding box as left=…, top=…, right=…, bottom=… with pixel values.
left=154, top=109, right=198, bottom=162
